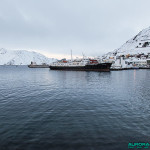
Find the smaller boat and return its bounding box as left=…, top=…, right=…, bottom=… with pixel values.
left=28, top=61, right=49, bottom=68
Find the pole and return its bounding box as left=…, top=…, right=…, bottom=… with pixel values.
left=71, top=49, right=72, bottom=62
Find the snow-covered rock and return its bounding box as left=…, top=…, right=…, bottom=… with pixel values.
left=116, top=27, right=150, bottom=55
left=106, top=26, right=150, bottom=57
left=0, top=48, right=56, bottom=65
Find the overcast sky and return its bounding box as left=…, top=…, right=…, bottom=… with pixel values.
left=0, top=0, right=150, bottom=58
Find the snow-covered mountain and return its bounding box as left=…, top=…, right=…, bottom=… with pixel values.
left=0, top=48, right=56, bottom=65
left=106, top=26, right=150, bottom=56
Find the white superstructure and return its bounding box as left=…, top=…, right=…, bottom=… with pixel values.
left=51, top=57, right=100, bottom=67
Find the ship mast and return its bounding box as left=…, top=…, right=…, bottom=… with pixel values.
left=71, top=49, right=73, bottom=62
left=82, top=52, right=84, bottom=59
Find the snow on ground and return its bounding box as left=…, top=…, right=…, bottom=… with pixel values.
left=106, top=26, right=150, bottom=57
left=0, top=48, right=56, bottom=65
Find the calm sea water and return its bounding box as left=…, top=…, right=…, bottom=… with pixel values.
left=0, top=66, right=150, bottom=150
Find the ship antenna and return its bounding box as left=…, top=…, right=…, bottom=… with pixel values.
left=82, top=52, right=84, bottom=59
left=71, top=49, right=73, bottom=62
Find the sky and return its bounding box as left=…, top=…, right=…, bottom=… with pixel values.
left=0, top=0, right=150, bottom=59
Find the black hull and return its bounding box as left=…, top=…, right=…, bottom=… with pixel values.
left=28, top=65, right=49, bottom=68
left=50, top=63, right=112, bottom=72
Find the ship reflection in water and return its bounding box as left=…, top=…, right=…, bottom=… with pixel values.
left=0, top=66, right=150, bottom=150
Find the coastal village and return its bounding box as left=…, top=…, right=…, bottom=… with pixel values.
left=101, top=52, right=150, bottom=70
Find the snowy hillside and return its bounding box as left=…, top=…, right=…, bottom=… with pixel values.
left=0, top=48, right=56, bottom=65
left=106, top=27, right=150, bottom=56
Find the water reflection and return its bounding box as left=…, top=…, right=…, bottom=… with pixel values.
left=0, top=66, right=150, bottom=150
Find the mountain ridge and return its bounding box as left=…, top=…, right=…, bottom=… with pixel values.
left=0, top=48, right=56, bottom=65
left=105, top=26, right=150, bottom=57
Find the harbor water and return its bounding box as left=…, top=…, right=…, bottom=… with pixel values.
left=0, top=66, right=150, bottom=150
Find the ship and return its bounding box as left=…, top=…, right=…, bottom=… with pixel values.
left=28, top=61, right=49, bottom=68
left=49, top=58, right=112, bottom=72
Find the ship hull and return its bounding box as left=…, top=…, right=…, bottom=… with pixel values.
left=50, top=63, right=112, bottom=72
left=28, top=65, right=49, bottom=68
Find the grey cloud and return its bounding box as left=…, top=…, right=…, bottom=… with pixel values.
left=0, top=0, right=150, bottom=58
